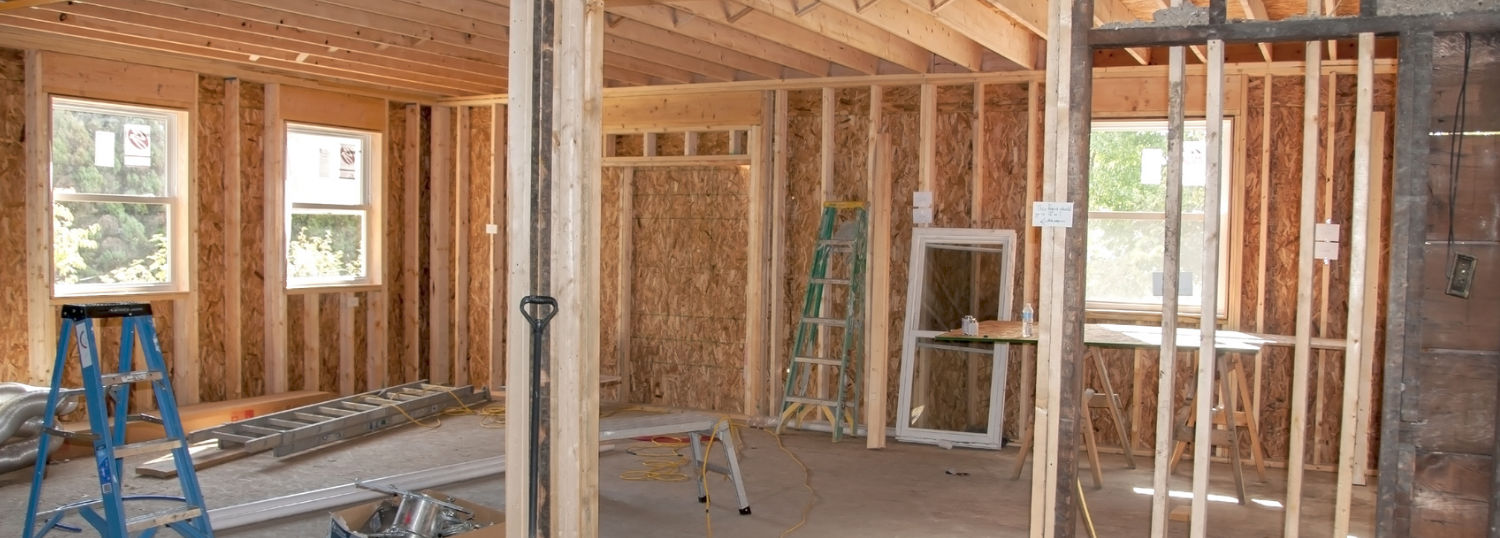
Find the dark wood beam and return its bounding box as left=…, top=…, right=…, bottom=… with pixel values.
left=1090, top=11, right=1500, bottom=48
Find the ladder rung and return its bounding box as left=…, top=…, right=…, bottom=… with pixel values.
left=784, top=396, right=841, bottom=407
left=214, top=432, right=261, bottom=446
left=113, top=438, right=182, bottom=459
left=817, top=239, right=854, bottom=249
left=100, top=370, right=161, bottom=386
left=293, top=412, right=334, bottom=422
left=267, top=418, right=313, bottom=429
left=126, top=505, right=203, bottom=532
left=809, top=278, right=851, bottom=285
left=801, top=317, right=847, bottom=327
left=318, top=406, right=359, bottom=417
left=43, top=427, right=96, bottom=441
left=792, top=356, right=843, bottom=366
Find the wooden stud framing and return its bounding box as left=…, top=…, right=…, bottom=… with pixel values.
left=455, top=107, right=471, bottom=386
left=550, top=0, right=604, bottom=531
left=403, top=104, right=421, bottom=383
left=224, top=77, right=243, bottom=399
left=1032, top=0, right=1092, bottom=530
left=1151, top=40, right=1188, bottom=538
left=744, top=125, right=767, bottom=416
left=264, top=83, right=287, bottom=394
left=1331, top=32, right=1374, bottom=538
left=339, top=294, right=355, bottom=393
left=1313, top=71, right=1337, bottom=468
left=864, top=86, right=889, bottom=449
left=1354, top=111, right=1387, bottom=484
left=683, top=130, right=699, bottom=156
left=430, top=106, right=453, bottom=385
left=490, top=105, right=506, bottom=391
left=304, top=293, right=320, bottom=390
left=1189, top=38, right=1226, bottom=538
left=176, top=82, right=200, bottom=405
left=816, top=87, right=834, bottom=401
left=23, top=50, right=49, bottom=387
left=618, top=166, right=635, bottom=401
left=368, top=290, right=387, bottom=390
left=503, top=0, right=536, bottom=529
left=769, top=89, right=789, bottom=416
left=918, top=84, right=936, bottom=193
left=1284, top=37, right=1322, bottom=538
left=1254, top=73, right=1271, bottom=424
left=1016, top=78, right=1040, bottom=479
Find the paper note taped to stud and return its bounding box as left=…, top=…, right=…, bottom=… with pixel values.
left=1032, top=202, right=1074, bottom=228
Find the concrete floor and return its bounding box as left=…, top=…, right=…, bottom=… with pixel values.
left=2, top=413, right=1375, bottom=537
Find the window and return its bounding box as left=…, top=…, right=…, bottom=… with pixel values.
left=1086, top=119, right=1231, bottom=315
left=285, top=124, right=375, bottom=286
left=51, top=98, right=185, bottom=295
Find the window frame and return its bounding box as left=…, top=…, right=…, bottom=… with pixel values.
left=50, top=96, right=189, bottom=298
left=1085, top=118, right=1234, bottom=318
left=284, top=122, right=379, bottom=289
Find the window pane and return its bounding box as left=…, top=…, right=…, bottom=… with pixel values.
left=287, top=129, right=366, bottom=206
left=1085, top=218, right=1205, bottom=307
left=54, top=201, right=169, bottom=288
left=289, top=212, right=366, bottom=280
left=51, top=100, right=172, bottom=196
left=1088, top=124, right=1211, bottom=214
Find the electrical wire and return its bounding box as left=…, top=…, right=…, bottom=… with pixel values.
left=1445, top=32, right=1473, bottom=272
left=770, top=429, right=816, bottom=538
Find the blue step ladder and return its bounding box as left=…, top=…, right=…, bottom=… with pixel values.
left=24, top=303, right=213, bottom=538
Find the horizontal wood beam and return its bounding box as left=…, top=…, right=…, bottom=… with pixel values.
left=1090, top=11, right=1500, bottom=48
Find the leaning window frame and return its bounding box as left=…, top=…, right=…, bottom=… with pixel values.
left=50, top=97, right=188, bottom=298
left=284, top=122, right=376, bottom=289
left=1084, top=118, right=1233, bottom=318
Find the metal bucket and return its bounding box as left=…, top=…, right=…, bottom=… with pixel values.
left=389, top=493, right=446, bottom=538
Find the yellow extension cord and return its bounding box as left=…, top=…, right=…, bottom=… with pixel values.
left=383, top=390, right=507, bottom=429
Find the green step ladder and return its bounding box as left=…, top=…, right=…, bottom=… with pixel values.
left=778, top=202, right=868, bottom=441
left=24, top=303, right=213, bottom=538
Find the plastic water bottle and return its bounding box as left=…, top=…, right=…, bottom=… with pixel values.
left=1021, top=303, right=1035, bottom=338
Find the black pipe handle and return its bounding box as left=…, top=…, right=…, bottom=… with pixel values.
left=520, top=296, right=558, bottom=328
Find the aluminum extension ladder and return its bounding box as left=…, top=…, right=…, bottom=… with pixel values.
left=24, top=303, right=213, bottom=538
left=777, top=202, right=869, bottom=441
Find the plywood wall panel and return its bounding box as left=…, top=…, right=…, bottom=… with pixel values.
left=630, top=166, right=749, bottom=413
left=657, top=132, right=685, bottom=156
left=287, top=294, right=306, bottom=391
left=980, top=82, right=1031, bottom=440
left=196, top=75, right=228, bottom=402
left=1241, top=77, right=1266, bottom=332
left=239, top=81, right=267, bottom=397
left=698, top=131, right=730, bottom=155
left=467, top=106, right=493, bottom=389
left=600, top=167, right=621, bottom=402
left=320, top=294, right=340, bottom=393
left=833, top=87, right=870, bottom=203
left=386, top=103, right=409, bottom=386
left=0, top=48, right=26, bottom=384
left=615, top=134, right=644, bottom=157
left=882, top=86, right=920, bottom=425
left=776, top=90, right=822, bottom=409
left=933, top=85, right=973, bottom=228
left=417, top=107, right=432, bottom=382
left=354, top=291, right=369, bottom=392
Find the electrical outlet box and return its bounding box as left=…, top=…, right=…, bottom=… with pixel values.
left=1447, top=253, right=1477, bottom=298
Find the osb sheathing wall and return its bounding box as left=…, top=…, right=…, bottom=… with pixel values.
left=759, top=71, right=1394, bottom=470
left=0, top=48, right=500, bottom=409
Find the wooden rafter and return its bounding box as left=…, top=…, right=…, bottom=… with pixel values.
left=606, top=51, right=698, bottom=83
left=1236, top=0, right=1275, bottom=61
left=605, top=33, right=738, bottom=81
left=893, top=0, right=1037, bottom=69
left=670, top=0, right=882, bottom=74
left=1091, top=0, right=1152, bottom=65
left=608, top=3, right=830, bottom=76
left=604, top=16, right=786, bottom=78
left=734, top=0, right=931, bottom=72
left=0, top=0, right=67, bottom=11
left=811, top=0, right=986, bottom=70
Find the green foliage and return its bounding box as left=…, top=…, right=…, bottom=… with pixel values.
left=289, top=214, right=365, bottom=280
left=52, top=204, right=98, bottom=283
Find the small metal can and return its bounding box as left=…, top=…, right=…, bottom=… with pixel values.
left=961, top=315, right=978, bottom=336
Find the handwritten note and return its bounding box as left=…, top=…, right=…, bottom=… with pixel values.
left=1032, top=202, right=1074, bottom=228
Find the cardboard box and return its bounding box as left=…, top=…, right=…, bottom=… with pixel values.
left=330, top=489, right=505, bottom=538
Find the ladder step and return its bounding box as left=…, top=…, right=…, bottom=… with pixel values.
left=809, top=278, right=851, bottom=285
left=784, top=396, right=841, bottom=407
left=801, top=317, right=847, bottom=327
left=792, top=356, right=843, bottom=366
left=114, top=438, right=182, bottom=459
left=214, top=432, right=261, bottom=446
left=817, top=239, right=855, bottom=250
left=126, top=505, right=203, bottom=532
left=100, top=370, right=162, bottom=386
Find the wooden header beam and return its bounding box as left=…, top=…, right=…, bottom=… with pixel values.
left=1090, top=11, right=1500, bottom=48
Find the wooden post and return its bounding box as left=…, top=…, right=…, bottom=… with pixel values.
left=368, top=290, right=387, bottom=390
left=1313, top=72, right=1337, bottom=468
left=1150, top=39, right=1189, bottom=538
left=865, top=85, right=890, bottom=449
left=919, top=84, right=936, bottom=193
left=224, top=77, right=244, bottom=399
left=504, top=0, right=538, bottom=530
left=769, top=89, right=789, bottom=415
left=1332, top=32, right=1375, bottom=538
left=403, top=104, right=421, bottom=383
left=264, top=83, right=288, bottom=394
left=23, top=50, right=50, bottom=387
left=744, top=125, right=768, bottom=416
left=1032, top=0, right=1092, bottom=532
left=1354, top=111, right=1387, bottom=484
left=178, top=77, right=200, bottom=404
left=1016, top=79, right=1040, bottom=476
left=1189, top=39, right=1226, bottom=538
left=1376, top=31, right=1432, bottom=538
left=430, top=106, right=453, bottom=385
left=490, top=105, right=507, bottom=391
left=455, top=107, right=471, bottom=386
left=617, top=166, right=635, bottom=403
left=550, top=0, right=604, bottom=532
left=1284, top=37, right=1322, bottom=538
left=817, top=86, right=834, bottom=401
